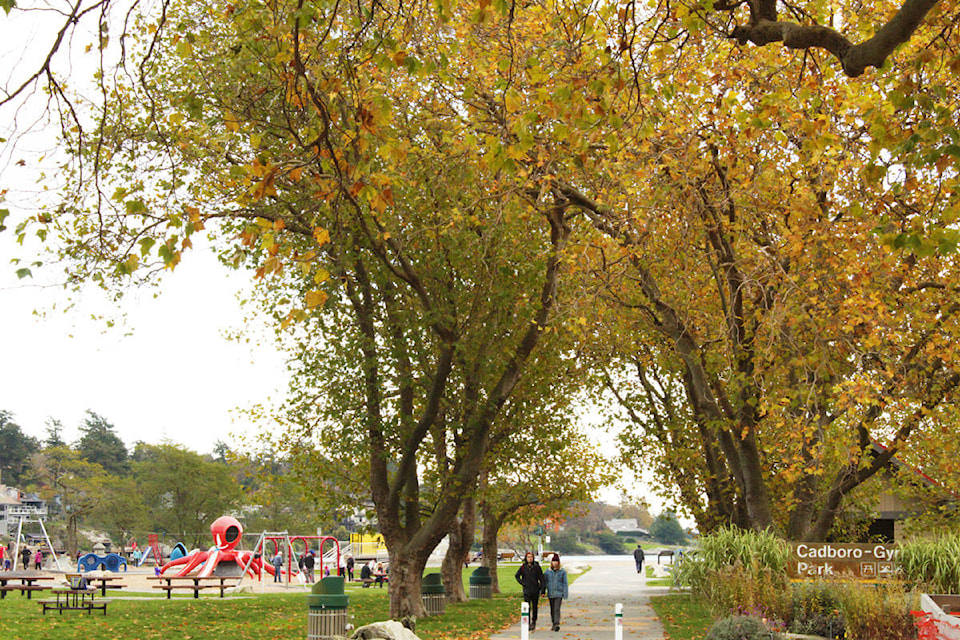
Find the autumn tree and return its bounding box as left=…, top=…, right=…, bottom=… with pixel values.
left=560, top=16, right=960, bottom=538
left=133, top=444, right=243, bottom=547
left=7, top=0, right=625, bottom=617
left=30, top=446, right=109, bottom=556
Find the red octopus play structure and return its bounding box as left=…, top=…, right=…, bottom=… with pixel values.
left=160, top=516, right=273, bottom=578
left=160, top=516, right=341, bottom=582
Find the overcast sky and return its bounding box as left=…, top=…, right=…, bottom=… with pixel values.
left=0, top=235, right=290, bottom=453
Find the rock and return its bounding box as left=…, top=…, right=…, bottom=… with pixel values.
left=350, top=620, right=421, bottom=640
left=225, top=585, right=253, bottom=595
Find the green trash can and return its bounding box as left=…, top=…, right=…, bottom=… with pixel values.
left=421, top=572, right=446, bottom=616
left=469, top=566, right=492, bottom=599
left=307, top=577, right=349, bottom=639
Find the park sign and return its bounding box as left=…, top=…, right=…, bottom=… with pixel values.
left=790, top=543, right=899, bottom=579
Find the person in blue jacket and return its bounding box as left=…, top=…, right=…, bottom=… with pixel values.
left=515, top=551, right=545, bottom=631
left=543, top=553, right=569, bottom=632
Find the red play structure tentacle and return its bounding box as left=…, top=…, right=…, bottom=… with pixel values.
left=172, top=551, right=208, bottom=577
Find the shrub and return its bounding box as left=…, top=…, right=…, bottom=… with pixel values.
left=789, top=580, right=845, bottom=639
left=839, top=580, right=917, bottom=640
left=705, top=615, right=778, bottom=640
left=596, top=531, right=626, bottom=555
left=701, top=565, right=790, bottom=623
left=550, top=532, right=587, bottom=555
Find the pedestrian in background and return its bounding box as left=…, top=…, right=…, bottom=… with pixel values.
left=302, top=550, right=315, bottom=583
left=633, top=544, right=645, bottom=574
left=543, top=553, right=568, bottom=632
left=515, top=551, right=545, bottom=631
left=271, top=550, right=284, bottom=583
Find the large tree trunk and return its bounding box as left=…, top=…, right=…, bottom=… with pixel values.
left=481, top=502, right=503, bottom=594
left=66, top=515, right=79, bottom=558
left=387, top=547, right=432, bottom=619
left=441, top=498, right=476, bottom=603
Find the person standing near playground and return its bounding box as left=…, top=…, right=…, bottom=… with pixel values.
left=302, top=550, right=315, bottom=583
left=21, top=546, right=31, bottom=570
left=633, top=544, right=645, bottom=574
left=271, top=550, right=283, bottom=583
left=515, top=551, right=545, bottom=631
left=543, top=553, right=569, bottom=632
left=345, top=554, right=355, bottom=581
left=33, top=548, right=42, bottom=570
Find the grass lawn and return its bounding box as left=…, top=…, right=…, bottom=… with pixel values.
left=0, top=567, right=526, bottom=640
left=649, top=593, right=714, bottom=640
left=644, top=565, right=673, bottom=587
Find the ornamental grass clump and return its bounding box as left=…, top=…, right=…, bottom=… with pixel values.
left=675, top=526, right=792, bottom=622
left=674, top=526, right=791, bottom=595
left=899, top=534, right=960, bottom=594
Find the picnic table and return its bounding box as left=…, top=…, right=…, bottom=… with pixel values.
left=147, top=575, right=235, bottom=599
left=40, top=587, right=109, bottom=615
left=84, top=575, right=128, bottom=597
left=0, top=572, right=54, bottom=599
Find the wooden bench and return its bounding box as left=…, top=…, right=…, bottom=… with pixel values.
left=148, top=576, right=232, bottom=599
left=0, top=584, right=49, bottom=598
left=359, top=577, right=388, bottom=588
left=151, top=584, right=215, bottom=599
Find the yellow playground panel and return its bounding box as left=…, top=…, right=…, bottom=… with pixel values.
left=350, top=533, right=387, bottom=556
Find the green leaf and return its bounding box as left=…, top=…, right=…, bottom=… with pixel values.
left=0, top=0, right=15, bottom=15
left=15, top=267, right=31, bottom=279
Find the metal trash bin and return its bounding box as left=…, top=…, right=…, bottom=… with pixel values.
left=307, top=576, right=349, bottom=639
left=421, top=573, right=446, bottom=616
left=469, top=566, right=492, bottom=599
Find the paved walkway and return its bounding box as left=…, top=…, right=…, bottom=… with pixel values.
left=488, top=557, right=669, bottom=640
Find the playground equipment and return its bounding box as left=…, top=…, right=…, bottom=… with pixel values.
left=132, top=534, right=163, bottom=566
left=160, top=515, right=276, bottom=579
left=169, top=542, right=188, bottom=561
left=78, top=552, right=128, bottom=572
left=11, top=515, right=63, bottom=572
left=235, top=532, right=341, bottom=588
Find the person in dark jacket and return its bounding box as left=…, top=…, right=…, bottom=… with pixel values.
left=515, top=551, right=545, bottom=631
left=633, top=544, right=645, bottom=574
left=346, top=554, right=355, bottom=581
left=302, top=550, right=316, bottom=583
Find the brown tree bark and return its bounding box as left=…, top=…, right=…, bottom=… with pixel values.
left=481, top=501, right=505, bottom=594
left=441, top=498, right=476, bottom=603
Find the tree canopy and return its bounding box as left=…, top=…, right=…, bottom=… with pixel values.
left=3, top=0, right=960, bottom=610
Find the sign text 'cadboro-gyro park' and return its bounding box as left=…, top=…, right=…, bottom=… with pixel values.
left=790, top=543, right=899, bottom=579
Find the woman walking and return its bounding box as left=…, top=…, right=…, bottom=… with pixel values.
left=543, top=554, right=569, bottom=632
left=515, top=552, right=545, bottom=631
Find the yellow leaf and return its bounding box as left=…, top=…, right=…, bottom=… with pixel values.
left=313, top=227, right=331, bottom=246
left=305, top=290, right=328, bottom=309
left=225, top=111, right=240, bottom=132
